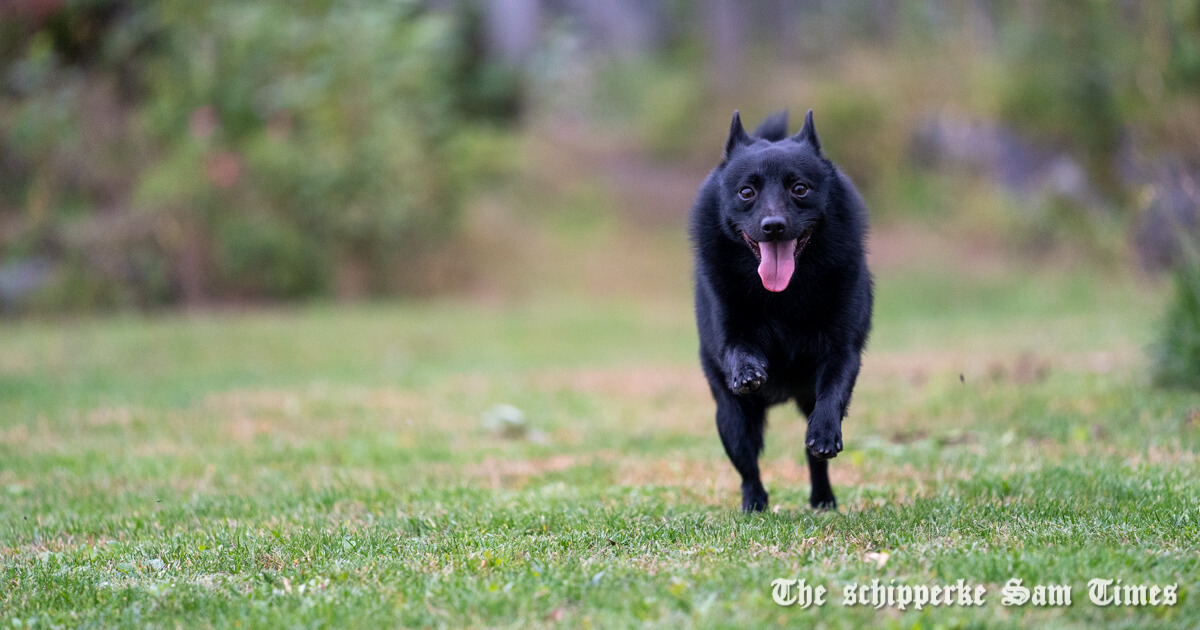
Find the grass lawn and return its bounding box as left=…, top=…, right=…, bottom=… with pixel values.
left=2, top=233, right=1199, bottom=628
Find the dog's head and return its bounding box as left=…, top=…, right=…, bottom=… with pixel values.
left=717, top=110, right=833, bottom=292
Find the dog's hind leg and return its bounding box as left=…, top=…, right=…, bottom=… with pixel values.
left=805, top=452, right=837, bottom=510
left=798, top=396, right=837, bottom=510
left=714, top=390, right=769, bottom=512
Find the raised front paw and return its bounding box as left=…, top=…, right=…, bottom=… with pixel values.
left=729, top=363, right=766, bottom=395
left=806, top=426, right=843, bottom=460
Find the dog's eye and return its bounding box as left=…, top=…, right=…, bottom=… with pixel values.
left=738, top=187, right=756, bottom=201
left=791, top=182, right=810, bottom=198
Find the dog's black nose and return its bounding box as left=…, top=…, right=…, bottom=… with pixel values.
left=760, top=216, right=785, bottom=235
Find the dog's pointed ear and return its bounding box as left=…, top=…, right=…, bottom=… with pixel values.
left=793, top=109, right=822, bottom=155
left=724, top=110, right=752, bottom=159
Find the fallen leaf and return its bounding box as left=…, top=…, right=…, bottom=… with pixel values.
left=865, top=551, right=890, bottom=569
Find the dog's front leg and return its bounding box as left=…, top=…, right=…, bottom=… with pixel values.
left=723, top=345, right=767, bottom=395
left=806, top=349, right=862, bottom=459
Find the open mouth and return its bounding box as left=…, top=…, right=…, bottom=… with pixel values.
left=741, top=227, right=813, bottom=292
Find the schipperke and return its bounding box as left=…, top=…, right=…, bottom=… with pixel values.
left=689, top=109, right=873, bottom=512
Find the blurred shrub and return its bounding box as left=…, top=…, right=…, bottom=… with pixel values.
left=634, top=69, right=709, bottom=160
left=587, top=56, right=712, bottom=161
left=0, top=0, right=517, bottom=312
left=1153, top=245, right=1200, bottom=390
left=996, top=2, right=1200, bottom=191
left=996, top=4, right=1127, bottom=194
left=809, top=89, right=895, bottom=203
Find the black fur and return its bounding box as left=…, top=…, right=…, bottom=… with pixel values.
left=689, top=109, right=873, bottom=512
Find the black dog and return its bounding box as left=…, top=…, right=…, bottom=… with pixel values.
left=689, top=109, right=873, bottom=512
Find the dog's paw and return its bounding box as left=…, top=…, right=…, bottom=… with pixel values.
left=810, top=494, right=838, bottom=511
left=741, top=486, right=769, bottom=512
left=806, top=427, right=843, bottom=460
left=729, top=364, right=766, bottom=395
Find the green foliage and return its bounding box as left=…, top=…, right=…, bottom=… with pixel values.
left=138, top=0, right=475, bottom=299
left=0, top=0, right=516, bottom=311
left=995, top=1, right=1200, bottom=196
left=809, top=89, right=892, bottom=198
left=998, top=4, right=1124, bottom=166
left=1163, top=0, right=1200, bottom=96
left=588, top=58, right=711, bottom=160
left=1155, top=251, right=1200, bottom=389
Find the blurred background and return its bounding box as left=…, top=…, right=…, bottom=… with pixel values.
left=0, top=0, right=1198, bottom=382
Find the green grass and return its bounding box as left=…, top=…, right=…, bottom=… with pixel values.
left=2, top=258, right=1199, bottom=628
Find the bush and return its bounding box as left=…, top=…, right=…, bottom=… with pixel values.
left=0, top=0, right=516, bottom=312
left=1153, top=249, right=1200, bottom=390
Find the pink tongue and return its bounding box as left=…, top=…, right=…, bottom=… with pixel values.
left=757, top=239, right=797, bottom=292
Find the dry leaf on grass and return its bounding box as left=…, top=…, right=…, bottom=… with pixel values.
left=864, top=551, right=890, bottom=569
